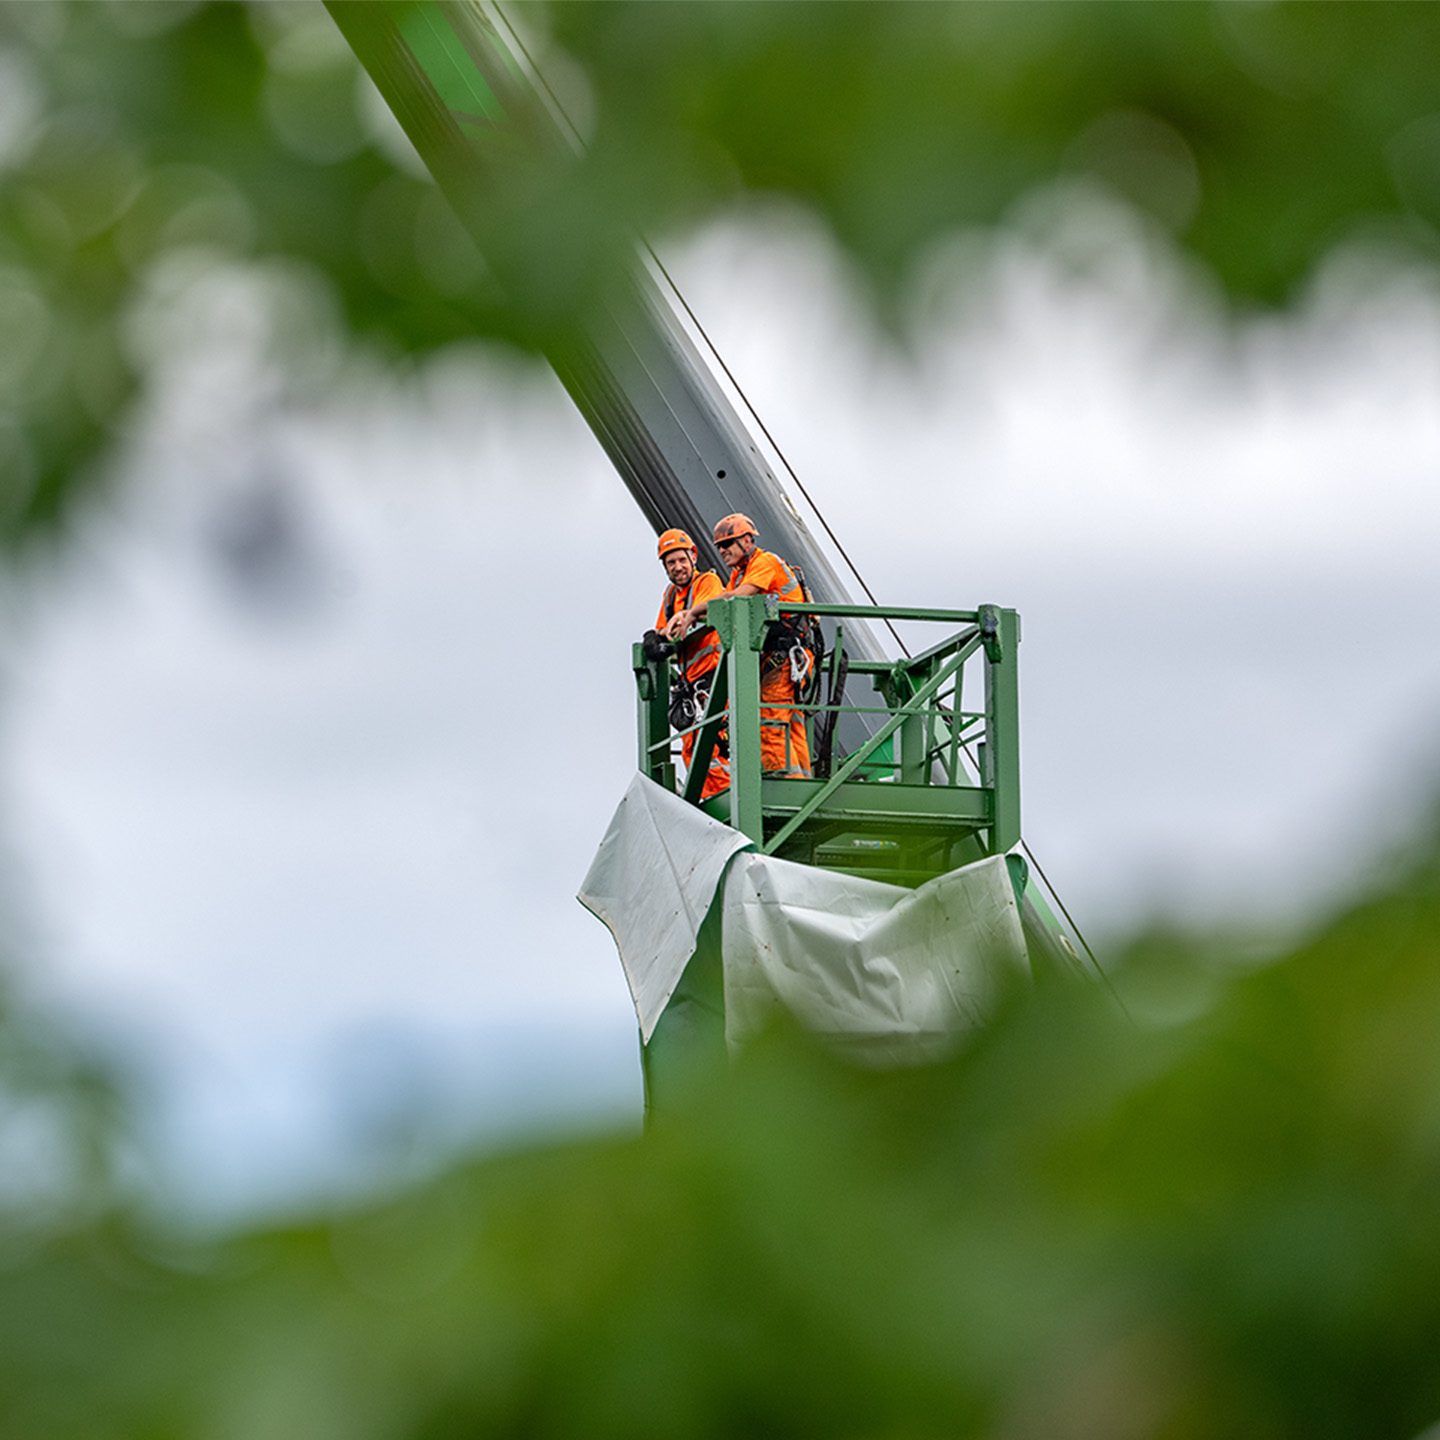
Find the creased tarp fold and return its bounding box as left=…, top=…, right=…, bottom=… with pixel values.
left=579, top=774, right=1030, bottom=1057
left=721, top=851, right=1028, bottom=1058
left=577, top=774, right=749, bottom=1040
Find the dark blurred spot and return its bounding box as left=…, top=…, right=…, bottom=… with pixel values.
left=203, top=468, right=330, bottom=621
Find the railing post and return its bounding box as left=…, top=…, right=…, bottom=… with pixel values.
left=896, top=660, right=935, bottom=786
left=709, top=595, right=765, bottom=843
left=981, top=604, right=1021, bottom=853
left=633, top=642, right=675, bottom=791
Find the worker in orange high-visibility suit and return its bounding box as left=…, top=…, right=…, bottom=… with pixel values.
left=652, top=528, right=730, bottom=800
left=665, top=513, right=813, bottom=778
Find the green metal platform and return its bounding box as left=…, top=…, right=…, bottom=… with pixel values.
left=635, top=596, right=1022, bottom=887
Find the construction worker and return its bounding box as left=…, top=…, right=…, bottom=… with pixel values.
left=665, top=513, right=813, bottom=778
left=650, top=528, right=730, bottom=800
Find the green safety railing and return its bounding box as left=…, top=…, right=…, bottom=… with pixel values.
left=633, top=597, right=1021, bottom=879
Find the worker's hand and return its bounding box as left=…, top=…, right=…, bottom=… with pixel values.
left=665, top=610, right=690, bottom=640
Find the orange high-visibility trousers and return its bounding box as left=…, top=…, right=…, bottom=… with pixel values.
left=680, top=726, right=730, bottom=799
left=760, top=657, right=811, bottom=777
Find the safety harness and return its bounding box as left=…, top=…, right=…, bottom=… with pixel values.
left=660, top=575, right=722, bottom=739
left=732, top=551, right=825, bottom=702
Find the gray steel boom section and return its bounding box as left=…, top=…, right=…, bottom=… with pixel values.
left=328, top=0, right=885, bottom=667
left=560, top=274, right=866, bottom=635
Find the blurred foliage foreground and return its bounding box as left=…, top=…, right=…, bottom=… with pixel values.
left=5, top=838, right=1440, bottom=1440
left=7, top=0, right=1440, bottom=543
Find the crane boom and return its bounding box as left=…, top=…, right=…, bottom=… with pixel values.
left=327, top=0, right=885, bottom=666
left=327, top=0, right=1090, bottom=1046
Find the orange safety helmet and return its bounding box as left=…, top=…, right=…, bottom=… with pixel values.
left=656, top=527, right=697, bottom=559
left=712, top=512, right=757, bottom=545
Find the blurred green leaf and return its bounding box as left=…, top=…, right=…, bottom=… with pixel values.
left=4, top=831, right=1440, bottom=1436
left=5, top=2, right=1440, bottom=542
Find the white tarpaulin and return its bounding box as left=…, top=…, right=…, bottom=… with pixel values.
left=721, top=851, right=1029, bottom=1059
left=577, top=774, right=750, bottom=1040
left=579, top=773, right=1030, bottom=1056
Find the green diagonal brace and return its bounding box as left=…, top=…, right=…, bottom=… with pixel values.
left=762, top=635, right=979, bottom=855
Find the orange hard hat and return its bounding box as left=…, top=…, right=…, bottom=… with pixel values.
left=712, top=512, right=757, bottom=545
left=657, top=527, right=697, bottom=559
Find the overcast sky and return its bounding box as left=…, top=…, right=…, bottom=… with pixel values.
left=5, top=193, right=1440, bottom=1217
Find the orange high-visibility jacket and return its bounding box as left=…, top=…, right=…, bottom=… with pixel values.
left=725, top=547, right=807, bottom=606
left=727, top=547, right=813, bottom=776
left=657, top=570, right=724, bottom=683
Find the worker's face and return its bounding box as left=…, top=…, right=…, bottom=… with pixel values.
left=717, top=533, right=754, bottom=569
left=662, top=548, right=696, bottom=586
